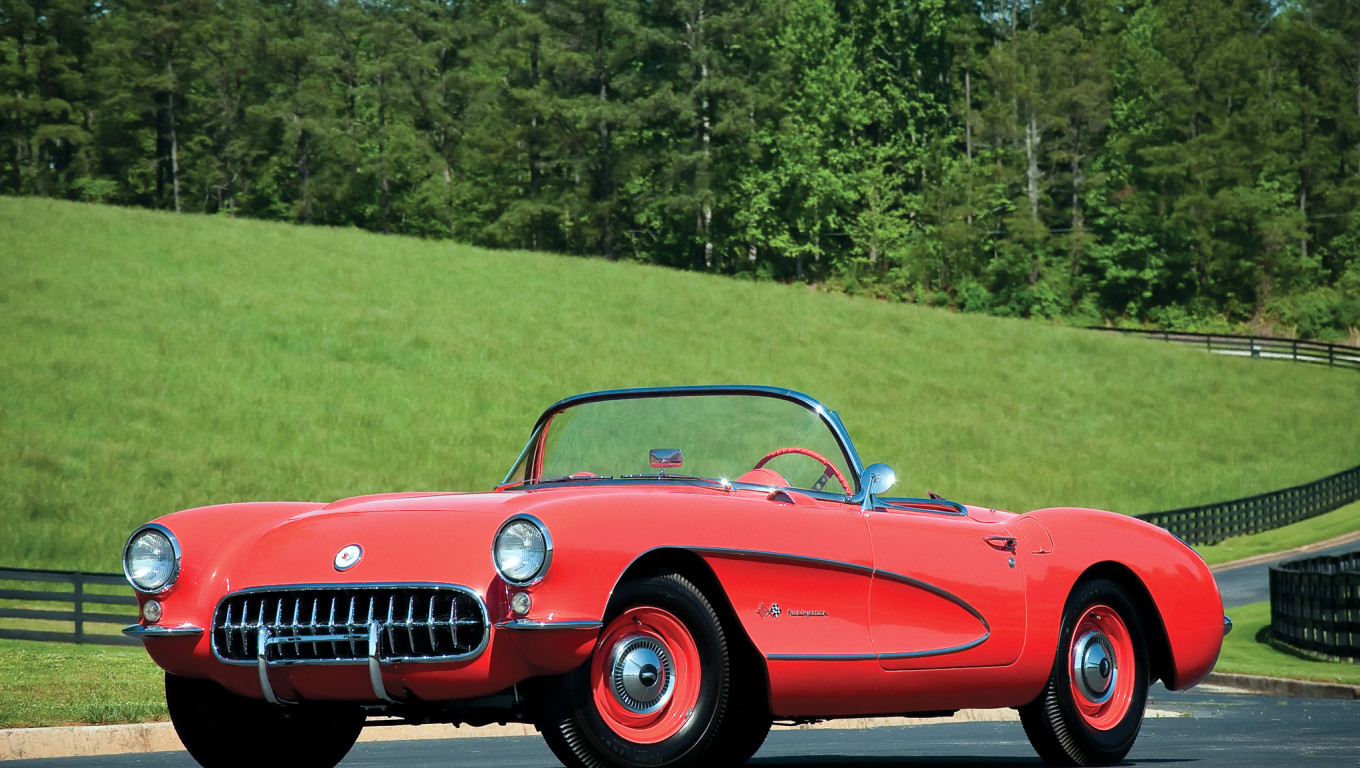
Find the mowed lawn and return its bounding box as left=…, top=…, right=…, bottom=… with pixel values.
left=3, top=196, right=1359, bottom=572
left=2, top=197, right=1358, bottom=729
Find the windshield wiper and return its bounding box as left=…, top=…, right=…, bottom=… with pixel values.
left=523, top=474, right=614, bottom=486
left=619, top=472, right=733, bottom=490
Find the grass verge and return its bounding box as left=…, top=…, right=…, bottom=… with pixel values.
left=3, top=198, right=1359, bottom=572
left=1, top=198, right=1358, bottom=728
left=1215, top=602, right=1360, bottom=686
left=1195, top=501, right=1360, bottom=566
left=0, top=639, right=165, bottom=728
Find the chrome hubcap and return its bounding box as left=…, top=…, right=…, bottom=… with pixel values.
left=1072, top=630, right=1117, bottom=704
left=609, top=635, right=674, bottom=715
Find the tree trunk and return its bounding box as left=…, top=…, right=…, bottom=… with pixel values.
left=965, top=68, right=973, bottom=168
left=1025, top=108, right=1039, bottom=287
left=700, top=59, right=712, bottom=269
left=686, top=6, right=712, bottom=269
left=1299, top=185, right=1307, bottom=263
left=529, top=33, right=541, bottom=251
left=598, top=48, right=613, bottom=260
left=965, top=65, right=973, bottom=227
left=377, top=70, right=390, bottom=235
left=1071, top=127, right=1083, bottom=278
left=167, top=55, right=181, bottom=213
left=297, top=127, right=312, bottom=223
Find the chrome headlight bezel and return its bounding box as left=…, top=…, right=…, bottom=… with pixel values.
left=122, top=523, right=182, bottom=594
left=493, top=515, right=553, bottom=586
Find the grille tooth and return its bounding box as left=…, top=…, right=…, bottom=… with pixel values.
left=309, top=599, right=319, bottom=658
left=212, top=586, right=486, bottom=664
left=405, top=596, right=416, bottom=657
left=346, top=596, right=358, bottom=657
left=385, top=597, right=396, bottom=656
left=427, top=596, right=437, bottom=653
left=222, top=603, right=234, bottom=655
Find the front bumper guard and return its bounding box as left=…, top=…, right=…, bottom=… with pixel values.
left=127, top=617, right=604, bottom=706
left=250, top=621, right=401, bottom=706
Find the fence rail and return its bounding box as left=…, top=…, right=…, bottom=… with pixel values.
left=0, top=567, right=140, bottom=646
left=1135, top=463, right=1360, bottom=546
left=1269, top=553, right=1360, bottom=661
left=1089, top=327, right=1360, bottom=371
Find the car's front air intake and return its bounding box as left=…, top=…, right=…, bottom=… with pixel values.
left=211, top=585, right=488, bottom=664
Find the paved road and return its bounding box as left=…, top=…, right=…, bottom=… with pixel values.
left=14, top=685, right=1358, bottom=768
left=1214, top=540, right=1360, bottom=608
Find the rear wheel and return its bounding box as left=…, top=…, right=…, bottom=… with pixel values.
left=1019, top=579, right=1149, bottom=767
left=536, top=572, right=734, bottom=768
left=165, top=673, right=364, bottom=768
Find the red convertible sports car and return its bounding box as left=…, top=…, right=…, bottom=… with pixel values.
left=123, top=385, right=1228, bottom=768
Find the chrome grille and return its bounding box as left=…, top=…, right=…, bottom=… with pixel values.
left=211, top=585, right=487, bottom=664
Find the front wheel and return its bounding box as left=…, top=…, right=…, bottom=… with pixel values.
left=165, top=673, right=364, bottom=768
left=1019, top=579, right=1149, bottom=767
left=535, top=572, right=733, bottom=768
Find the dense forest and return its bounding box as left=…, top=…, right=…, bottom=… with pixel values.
left=4, top=0, right=1360, bottom=339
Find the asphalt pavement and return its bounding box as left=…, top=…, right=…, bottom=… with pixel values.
left=11, top=684, right=1357, bottom=768
left=1213, top=539, right=1360, bottom=608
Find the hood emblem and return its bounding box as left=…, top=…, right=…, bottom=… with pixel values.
left=334, top=544, right=363, bottom=571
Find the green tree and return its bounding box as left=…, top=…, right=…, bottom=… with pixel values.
left=0, top=0, right=95, bottom=197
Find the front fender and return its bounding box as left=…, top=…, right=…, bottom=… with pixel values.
left=1024, top=507, right=1224, bottom=690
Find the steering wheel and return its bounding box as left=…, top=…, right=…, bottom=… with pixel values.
left=753, top=447, right=852, bottom=494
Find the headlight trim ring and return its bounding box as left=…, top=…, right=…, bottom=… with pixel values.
left=122, top=523, right=182, bottom=594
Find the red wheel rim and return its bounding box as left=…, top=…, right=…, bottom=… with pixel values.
left=1067, top=604, right=1135, bottom=731
left=591, top=606, right=702, bottom=744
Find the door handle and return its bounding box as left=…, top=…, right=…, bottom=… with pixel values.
left=983, top=536, right=1017, bottom=553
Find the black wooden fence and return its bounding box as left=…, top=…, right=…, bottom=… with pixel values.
left=1269, top=552, right=1360, bottom=661
left=0, top=567, right=140, bottom=646
left=1135, top=463, right=1360, bottom=546
left=1089, top=327, right=1360, bottom=371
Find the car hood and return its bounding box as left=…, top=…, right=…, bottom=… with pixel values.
left=213, top=491, right=531, bottom=594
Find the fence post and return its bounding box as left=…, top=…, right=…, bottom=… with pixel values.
left=73, top=572, right=84, bottom=644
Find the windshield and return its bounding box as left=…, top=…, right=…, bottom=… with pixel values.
left=503, top=390, right=860, bottom=494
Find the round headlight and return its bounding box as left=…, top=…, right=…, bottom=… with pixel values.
left=123, top=525, right=181, bottom=593
left=494, top=516, right=552, bottom=585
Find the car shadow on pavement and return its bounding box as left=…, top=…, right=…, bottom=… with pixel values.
left=749, top=758, right=1193, bottom=767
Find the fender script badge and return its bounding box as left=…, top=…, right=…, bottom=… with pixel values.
left=334, top=544, right=363, bottom=571
left=757, top=603, right=827, bottom=618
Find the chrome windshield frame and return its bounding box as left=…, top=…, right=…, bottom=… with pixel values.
left=500, top=386, right=866, bottom=491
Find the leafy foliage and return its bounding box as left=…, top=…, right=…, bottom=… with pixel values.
left=3, top=0, right=1360, bottom=338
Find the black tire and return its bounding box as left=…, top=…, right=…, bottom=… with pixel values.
left=707, top=634, right=772, bottom=765
left=1019, top=578, right=1150, bottom=767
left=165, top=673, right=364, bottom=768
left=708, top=701, right=772, bottom=765
left=535, top=572, right=734, bottom=768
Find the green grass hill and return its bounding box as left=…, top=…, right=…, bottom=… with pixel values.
left=3, top=197, right=1359, bottom=572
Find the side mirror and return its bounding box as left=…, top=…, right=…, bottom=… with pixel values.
left=860, top=463, right=896, bottom=496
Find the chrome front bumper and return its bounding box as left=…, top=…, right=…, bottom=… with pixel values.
left=123, top=623, right=204, bottom=639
